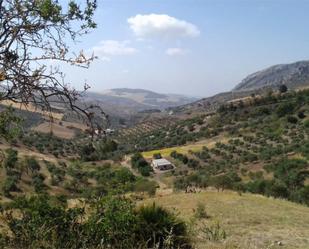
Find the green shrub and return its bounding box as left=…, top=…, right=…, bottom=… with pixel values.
left=2, top=177, right=18, bottom=197
left=276, top=102, right=295, bottom=117
left=131, top=153, right=153, bottom=176
left=137, top=203, right=191, bottom=248
left=3, top=148, right=18, bottom=169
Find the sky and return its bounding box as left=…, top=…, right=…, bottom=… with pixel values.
left=63, top=0, right=309, bottom=97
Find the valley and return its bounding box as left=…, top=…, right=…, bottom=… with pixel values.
left=1, top=79, right=309, bottom=248
left=1, top=2, right=309, bottom=247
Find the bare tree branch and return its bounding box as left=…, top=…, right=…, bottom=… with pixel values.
left=0, top=0, right=106, bottom=137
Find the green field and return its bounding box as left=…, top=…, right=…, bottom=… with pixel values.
left=142, top=136, right=229, bottom=158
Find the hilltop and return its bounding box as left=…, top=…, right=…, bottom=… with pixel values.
left=234, top=60, right=309, bottom=91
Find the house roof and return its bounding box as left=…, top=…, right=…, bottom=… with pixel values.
left=152, top=158, right=172, bottom=166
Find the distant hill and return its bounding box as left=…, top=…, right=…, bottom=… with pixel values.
left=84, top=88, right=197, bottom=111
left=234, top=60, right=309, bottom=91
left=80, top=88, right=197, bottom=126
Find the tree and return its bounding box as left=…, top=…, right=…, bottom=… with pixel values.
left=24, top=156, right=40, bottom=174
left=211, top=175, right=233, bottom=191
left=131, top=153, right=153, bottom=176
left=0, top=107, right=21, bottom=140
left=0, top=0, right=105, bottom=133
left=3, top=148, right=18, bottom=169
left=278, top=84, right=288, bottom=93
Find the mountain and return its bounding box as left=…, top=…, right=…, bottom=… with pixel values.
left=171, top=60, right=309, bottom=115
left=234, top=60, right=309, bottom=91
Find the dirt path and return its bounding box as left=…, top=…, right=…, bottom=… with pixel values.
left=121, top=155, right=139, bottom=176
left=153, top=173, right=173, bottom=196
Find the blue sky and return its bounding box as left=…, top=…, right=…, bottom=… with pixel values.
left=64, top=0, right=309, bottom=97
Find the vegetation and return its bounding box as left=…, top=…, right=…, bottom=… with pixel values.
left=131, top=153, right=153, bottom=176
left=140, top=89, right=309, bottom=206
left=1, top=11, right=309, bottom=247
left=0, top=195, right=191, bottom=249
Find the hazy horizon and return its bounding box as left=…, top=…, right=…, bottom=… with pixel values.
left=60, top=0, right=309, bottom=97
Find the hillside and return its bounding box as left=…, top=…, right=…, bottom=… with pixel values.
left=234, top=60, right=309, bottom=91
left=1, top=86, right=309, bottom=249
left=168, top=89, right=263, bottom=115
left=170, top=61, right=309, bottom=116
left=145, top=191, right=309, bottom=249
left=127, top=89, right=309, bottom=208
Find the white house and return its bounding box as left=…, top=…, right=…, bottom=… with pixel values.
left=151, top=158, right=174, bottom=171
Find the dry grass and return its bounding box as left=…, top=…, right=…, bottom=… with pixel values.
left=0, top=100, right=64, bottom=120
left=143, top=191, right=309, bottom=249
left=0, top=143, right=58, bottom=163
left=32, top=120, right=87, bottom=139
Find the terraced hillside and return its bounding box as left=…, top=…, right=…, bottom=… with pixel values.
left=116, top=116, right=179, bottom=144
left=137, top=89, right=309, bottom=206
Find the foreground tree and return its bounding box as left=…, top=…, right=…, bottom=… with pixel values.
left=0, top=0, right=105, bottom=133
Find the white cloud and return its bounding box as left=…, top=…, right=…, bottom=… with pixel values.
left=128, top=14, right=200, bottom=39
left=91, top=40, right=137, bottom=59
left=166, top=47, right=189, bottom=56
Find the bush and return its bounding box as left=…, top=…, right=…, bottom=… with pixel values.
left=32, top=173, right=46, bottom=193
left=85, top=196, right=138, bottom=248
left=137, top=203, right=191, bottom=248
left=194, top=202, right=209, bottom=219
left=2, top=195, right=193, bottom=249
left=3, top=195, right=85, bottom=249
left=24, top=156, right=40, bottom=174
left=3, top=148, right=18, bottom=169
left=276, top=102, right=295, bottom=117
left=131, top=153, right=153, bottom=176
left=286, top=115, right=298, bottom=124
left=2, top=177, right=18, bottom=197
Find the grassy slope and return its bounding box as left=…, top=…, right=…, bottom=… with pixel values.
left=144, top=191, right=309, bottom=249
left=32, top=120, right=87, bottom=139
left=142, top=135, right=229, bottom=158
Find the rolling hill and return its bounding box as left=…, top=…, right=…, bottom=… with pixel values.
left=83, top=88, right=197, bottom=115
